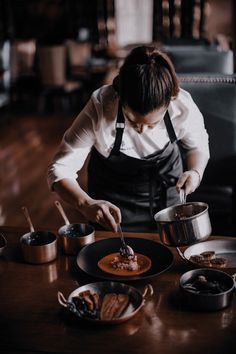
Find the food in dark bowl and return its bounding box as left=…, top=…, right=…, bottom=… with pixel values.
left=179, top=268, right=235, bottom=311
left=183, top=274, right=228, bottom=294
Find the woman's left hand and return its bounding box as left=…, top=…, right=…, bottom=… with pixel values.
left=176, top=170, right=201, bottom=195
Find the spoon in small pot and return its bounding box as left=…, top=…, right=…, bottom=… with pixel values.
left=21, top=206, right=35, bottom=232
left=117, top=224, right=134, bottom=258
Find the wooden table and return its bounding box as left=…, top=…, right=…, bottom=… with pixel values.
left=0, top=226, right=236, bottom=354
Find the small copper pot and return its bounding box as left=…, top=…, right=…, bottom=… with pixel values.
left=20, top=231, right=57, bottom=264
left=58, top=223, right=95, bottom=255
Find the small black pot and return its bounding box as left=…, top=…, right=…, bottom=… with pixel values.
left=179, top=268, right=235, bottom=311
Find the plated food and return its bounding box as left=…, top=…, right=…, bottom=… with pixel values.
left=189, top=251, right=227, bottom=268
left=71, top=290, right=130, bottom=321
left=58, top=281, right=154, bottom=324
left=97, top=252, right=152, bottom=276
left=77, top=237, right=173, bottom=281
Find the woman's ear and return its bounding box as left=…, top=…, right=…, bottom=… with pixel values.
left=171, top=95, right=177, bottom=101
left=112, top=75, right=120, bottom=94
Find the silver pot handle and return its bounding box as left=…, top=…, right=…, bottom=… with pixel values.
left=57, top=291, right=68, bottom=308
left=57, top=292, right=83, bottom=318
left=231, top=274, right=236, bottom=291
left=142, top=284, right=154, bottom=300
left=176, top=247, right=189, bottom=263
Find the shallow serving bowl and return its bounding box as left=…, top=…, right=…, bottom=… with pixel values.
left=20, top=231, right=57, bottom=264
left=58, top=281, right=153, bottom=324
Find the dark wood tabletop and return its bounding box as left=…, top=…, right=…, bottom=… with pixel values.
left=0, top=226, right=236, bottom=354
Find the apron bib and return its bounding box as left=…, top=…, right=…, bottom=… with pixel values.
left=88, top=102, right=183, bottom=232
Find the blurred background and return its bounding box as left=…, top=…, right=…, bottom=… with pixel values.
left=0, top=0, right=236, bottom=235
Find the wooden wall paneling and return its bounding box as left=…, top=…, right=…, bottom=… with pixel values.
left=168, top=0, right=176, bottom=37
left=180, top=0, right=195, bottom=38
left=153, top=0, right=164, bottom=41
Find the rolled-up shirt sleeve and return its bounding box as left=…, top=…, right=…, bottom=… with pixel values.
left=170, top=89, right=210, bottom=177
left=47, top=97, right=97, bottom=189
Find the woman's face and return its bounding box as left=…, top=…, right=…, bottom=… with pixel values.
left=122, top=105, right=167, bottom=134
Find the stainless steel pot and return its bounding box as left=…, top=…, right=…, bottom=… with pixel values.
left=179, top=268, right=236, bottom=311
left=154, top=202, right=212, bottom=247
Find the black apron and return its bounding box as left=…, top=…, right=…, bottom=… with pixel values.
left=88, top=102, right=183, bottom=232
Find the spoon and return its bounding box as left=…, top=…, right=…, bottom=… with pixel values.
left=21, top=206, right=35, bottom=232
left=117, top=224, right=134, bottom=258
left=54, top=200, right=70, bottom=225
left=179, top=188, right=187, bottom=204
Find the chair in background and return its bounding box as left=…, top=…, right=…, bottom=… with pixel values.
left=164, top=46, right=234, bottom=74
left=9, top=39, right=40, bottom=110
left=37, top=44, right=83, bottom=113
left=179, top=74, right=236, bottom=235
left=66, top=40, right=92, bottom=78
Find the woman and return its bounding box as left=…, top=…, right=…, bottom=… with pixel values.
left=48, top=46, right=209, bottom=232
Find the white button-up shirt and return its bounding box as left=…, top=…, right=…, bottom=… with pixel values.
left=48, top=85, right=210, bottom=188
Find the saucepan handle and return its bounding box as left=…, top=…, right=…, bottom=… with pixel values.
left=57, top=291, right=83, bottom=318
left=57, top=291, right=68, bottom=308
left=142, top=284, right=154, bottom=300
left=176, top=247, right=189, bottom=263
left=231, top=273, right=236, bottom=291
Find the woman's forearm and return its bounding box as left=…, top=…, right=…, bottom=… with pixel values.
left=53, top=178, right=121, bottom=231
left=176, top=151, right=209, bottom=194
left=186, top=150, right=209, bottom=180
left=53, top=178, right=93, bottom=212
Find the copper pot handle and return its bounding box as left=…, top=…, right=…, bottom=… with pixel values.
left=57, top=291, right=68, bottom=308
left=232, top=273, right=236, bottom=291
left=142, top=284, right=154, bottom=300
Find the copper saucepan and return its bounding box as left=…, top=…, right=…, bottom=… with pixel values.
left=55, top=201, right=95, bottom=255
left=20, top=206, right=57, bottom=264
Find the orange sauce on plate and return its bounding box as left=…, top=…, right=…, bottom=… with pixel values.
left=97, top=252, right=152, bottom=276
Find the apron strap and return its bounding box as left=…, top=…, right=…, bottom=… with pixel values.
left=110, top=106, right=177, bottom=156
left=109, top=102, right=125, bottom=156
left=149, top=110, right=179, bottom=215
left=164, top=111, right=178, bottom=143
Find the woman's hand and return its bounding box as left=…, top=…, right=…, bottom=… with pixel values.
left=176, top=170, right=201, bottom=195
left=80, top=199, right=121, bottom=232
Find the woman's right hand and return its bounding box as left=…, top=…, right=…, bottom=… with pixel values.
left=80, top=199, right=121, bottom=232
